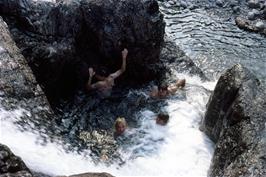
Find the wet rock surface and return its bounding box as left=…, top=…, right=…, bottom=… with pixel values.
left=0, top=0, right=165, bottom=103
left=236, top=16, right=266, bottom=35
left=201, top=64, right=266, bottom=176
left=0, top=16, right=55, bottom=134
left=0, top=143, right=32, bottom=177
left=160, top=36, right=208, bottom=81
left=0, top=15, right=60, bottom=176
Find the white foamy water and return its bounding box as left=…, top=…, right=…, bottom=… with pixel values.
left=0, top=74, right=216, bottom=177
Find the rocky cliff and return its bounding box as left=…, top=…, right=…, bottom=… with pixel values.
left=0, top=16, right=49, bottom=177
left=0, top=16, right=55, bottom=132
left=201, top=64, right=266, bottom=177
left=0, top=0, right=165, bottom=103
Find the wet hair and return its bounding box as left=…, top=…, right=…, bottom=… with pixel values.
left=177, top=79, right=186, bottom=88
left=115, top=117, right=127, bottom=128
left=157, top=113, right=169, bottom=124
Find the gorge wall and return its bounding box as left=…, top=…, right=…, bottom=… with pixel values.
left=201, top=64, right=266, bottom=177
left=0, top=0, right=165, bottom=103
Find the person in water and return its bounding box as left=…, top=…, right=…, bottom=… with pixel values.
left=156, top=113, right=169, bottom=126
left=150, top=79, right=186, bottom=99
left=114, top=117, right=127, bottom=137
left=86, top=48, right=128, bottom=97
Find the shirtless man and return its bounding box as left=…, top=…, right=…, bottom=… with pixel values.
left=87, top=49, right=128, bottom=96
left=150, top=79, right=186, bottom=99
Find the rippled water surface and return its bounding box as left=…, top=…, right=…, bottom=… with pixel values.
left=160, top=2, right=266, bottom=81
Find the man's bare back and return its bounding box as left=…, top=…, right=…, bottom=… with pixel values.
left=86, top=49, right=128, bottom=96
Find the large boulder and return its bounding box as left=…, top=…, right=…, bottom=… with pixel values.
left=0, top=16, right=55, bottom=131
left=0, top=0, right=165, bottom=102
left=0, top=144, right=32, bottom=177
left=201, top=64, right=266, bottom=176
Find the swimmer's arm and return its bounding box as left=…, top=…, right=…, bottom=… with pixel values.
left=86, top=67, right=105, bottom=90
left=168, top=79, right=186, bottom=94
left=167, top=85, right=178, bottom=94
left=109, top=48, right=128, bottom=79
left=149, top=86, right=159, bottom=98
left=86, top=76, right=95, bottom=90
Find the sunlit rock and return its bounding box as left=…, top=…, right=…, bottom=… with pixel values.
left=255, top=21, right=265, bottom=30
left=201, top=64, right=266, bottom=176
left=0, top=16, right=55, bottom=130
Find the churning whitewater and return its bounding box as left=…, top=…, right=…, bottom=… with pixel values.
left=0, top=74, right=215, bottom=176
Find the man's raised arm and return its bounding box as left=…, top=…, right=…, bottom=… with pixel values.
left=109, top=48, right=128, bottom=79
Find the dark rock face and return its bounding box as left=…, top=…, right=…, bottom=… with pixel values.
left=0, top=15, right=58, bottom=175
left=0, top=16, right=55, bottom=131
left=0, top=16, right=117, bottom=172
left=201, top=64, right=266, bottom=176
left=160, top=36, right=208, bottom=81
left=0, top=144, right=32, bottom=177
left=0, top=0, right=165, bottom=103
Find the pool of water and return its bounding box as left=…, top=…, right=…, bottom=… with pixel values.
left=160, top=2, right=266, bottom=81
left=0, top=74, right=216, bottom=176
